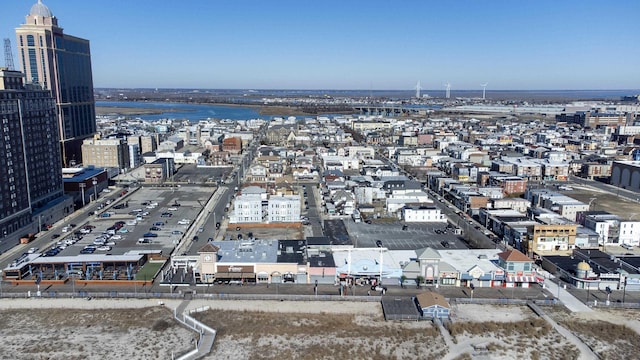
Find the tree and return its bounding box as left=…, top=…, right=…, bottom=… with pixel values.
left=415, top=276, right=424, bottom=289
left=400, top=275, right=407, bottom=288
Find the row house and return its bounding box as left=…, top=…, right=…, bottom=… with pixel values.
left=525, top=189, right=589, bottom=222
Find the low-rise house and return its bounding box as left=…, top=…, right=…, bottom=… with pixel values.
left=497, top=250, right=538, bottom=288
left=415, top=292, right=451, bottom=319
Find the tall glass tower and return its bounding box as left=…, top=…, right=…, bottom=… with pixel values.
left=15, top=0, right=96, bottom=166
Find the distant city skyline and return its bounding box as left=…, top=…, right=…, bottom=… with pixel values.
left=2, top=0, right=640, bottom=90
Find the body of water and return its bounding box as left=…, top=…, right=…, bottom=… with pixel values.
left=96, top=101, right=266, bottom=122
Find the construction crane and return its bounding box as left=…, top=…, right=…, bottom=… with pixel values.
left=4, top=38, right=15, bottom=70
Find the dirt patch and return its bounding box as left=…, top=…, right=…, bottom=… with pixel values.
left=225, top=224, right=303, bottom=241
left=0, top=307, right=194, bottom=360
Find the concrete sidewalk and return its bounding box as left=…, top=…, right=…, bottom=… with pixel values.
left=542, top=273, right=592, bottom=313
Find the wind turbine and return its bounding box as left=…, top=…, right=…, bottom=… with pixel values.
left=414, top=81, right=422, bottom=98
left=481, top=83, right=488, bottom=100
left=443, top=82, right=451, bottom=99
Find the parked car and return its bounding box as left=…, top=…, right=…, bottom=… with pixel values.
left=143, top=232, right=158, bottom=237
left=171, top=230, right=183, bottom=235
left=154, top=222, right=165, bottom=226
left=27, top=247, right=39, bottom=254
left=96, top=246, right=111, bottom=251
left=149, top=226, right=161, bottom=231
left=167, top=207, right=178, bottom=211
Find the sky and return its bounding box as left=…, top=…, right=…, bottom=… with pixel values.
left=2, top=0, right=639, bottom=90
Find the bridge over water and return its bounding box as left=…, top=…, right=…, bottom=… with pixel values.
left=352, top=105, right=437, bottom=116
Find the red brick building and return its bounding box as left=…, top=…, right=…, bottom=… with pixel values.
left=222, top=137, right=242, bottom=154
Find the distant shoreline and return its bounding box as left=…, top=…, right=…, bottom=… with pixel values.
left=95, top=101, right=351, bottom=117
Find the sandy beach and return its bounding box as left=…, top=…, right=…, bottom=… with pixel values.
left=2, top=298, right=639, bottom=360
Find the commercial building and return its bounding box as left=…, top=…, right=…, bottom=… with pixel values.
left=610, top=161, right=640, bottom=194
left=61, top=167, right=109, bottom=208
left=143, top=158, right=174, bottom=183
left=0, top=68, right=73, bottom=243
left=16, top=0, right=96, bottom=165
left=81, top=137, right=130, bottom=170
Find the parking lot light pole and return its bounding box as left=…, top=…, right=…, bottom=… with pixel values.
left=79, top=183, right=86, bottom=207
left=92, top=178, right=98, bottom=201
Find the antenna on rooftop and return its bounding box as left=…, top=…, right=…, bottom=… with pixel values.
left=481, top=83, right=488, bottom=100
left=4, top=38, right=15, bottom=70
left=443, top=82, right=451, bottom=99
left=414, top=81, right=422, bottom=98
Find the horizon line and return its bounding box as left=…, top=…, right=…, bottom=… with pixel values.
left=94, top=87, right=640, bottom=92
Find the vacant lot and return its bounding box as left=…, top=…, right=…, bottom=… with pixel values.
left=561, top=185, right=640, bottom=219
left=0, top=307, right=193, bottom=360
left=227, top=224, right=304, bottom=241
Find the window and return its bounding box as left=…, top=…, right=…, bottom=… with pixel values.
left=507, top=263, right=514, bottom=271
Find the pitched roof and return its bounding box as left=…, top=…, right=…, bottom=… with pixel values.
left=498, top=249, right=531, bottom=262
left=416, top=247, right=441, bottom=260
left=415, top=292, right=450, bottom=309
left=198, top=243, right=220, bottom=253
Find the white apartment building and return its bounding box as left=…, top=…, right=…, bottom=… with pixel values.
left=268, top=194, right=301, bottom=223
left=619, top=221, right=640, bottom=246
left=231, top=194, right=263, bottom=223
left=402, top=206, right=447, bottom=223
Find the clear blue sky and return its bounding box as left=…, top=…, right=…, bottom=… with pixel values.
left=2, top=0, right=639, bottom=90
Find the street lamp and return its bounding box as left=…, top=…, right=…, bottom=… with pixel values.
left=79, top=183, right=86, bottom=207
left=92, top=177, right=98, bottom=202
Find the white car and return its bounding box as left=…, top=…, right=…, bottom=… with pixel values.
left=177, top=219, right=190, bottom=225
left=27, top=247, right=39, bottom=254
left=102, top=189, right=112, bottom=193
left=110, top=235, right=122, bottom=240
left=96, top=246, right=111, bottom=251
left=167, top=207, right=178, bottom=211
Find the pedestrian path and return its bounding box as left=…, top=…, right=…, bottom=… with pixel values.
left=541, top=273, right=592, bottom=313
left=528, top=302, right=599, bottom=360
left=171, top=300, right=217, bottom=360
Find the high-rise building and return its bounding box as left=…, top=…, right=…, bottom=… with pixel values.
left=0, top=68, right=73, bottom=242
left=15, top=0, right=96, bottom=166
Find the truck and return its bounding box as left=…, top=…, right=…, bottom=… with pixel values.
left=19, top=233, right=36, bottom=244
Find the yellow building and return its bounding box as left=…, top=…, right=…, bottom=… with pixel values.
left=527, top=224, right=577, bottom=257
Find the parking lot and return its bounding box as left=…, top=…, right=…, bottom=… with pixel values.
left=48, top=186, right=214, bottom=258
left=344, top=220, right=467, bottom=250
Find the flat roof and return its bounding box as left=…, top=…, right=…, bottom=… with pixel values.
left=62, top=167, right=106, bottom=182
left=438, top=249, right=504, bottom=274
left=211, top=240, right=278, bottom=263
left=9, top=254, right=145, bottom=269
